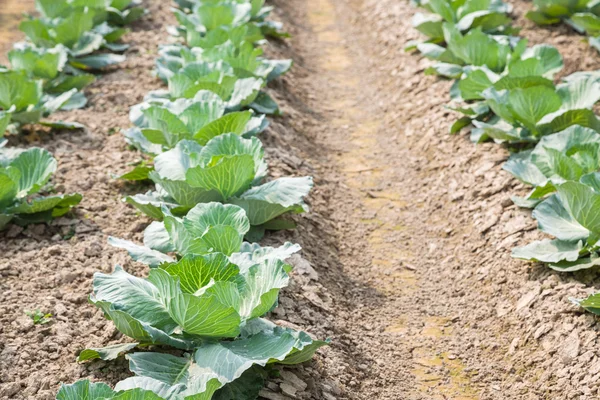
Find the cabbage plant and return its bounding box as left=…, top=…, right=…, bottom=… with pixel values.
left=0, top=71, right=84, bottom=136
left=469, top=73, right=600, bottom=143
left=173, top=0, right=288, bottom=45
left=0, top=146, right=82, bottom=230
left=125, top=90, right=268, bottom=157
left=125, top=137, right=312, bottom=235
left=504, top=125, right=600, bottom=207
left=19, top=6, right=128, bottom=70
left=109, top=202, right=303, bottom=266
left=526, top=0, right=600, bottom=52
left=513, top=178, right=600, bottom=271
left=155, top=39, right=292, bottom=83
left=5, top=43, right=94, bottom=109
left=147, top=61, right=279, bottom=115
left=58, top=203, right=326, bottom=399
left=406, top=0, right=514, bottom=50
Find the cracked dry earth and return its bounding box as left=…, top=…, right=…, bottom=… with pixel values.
left=4, top=0, right=600, bottom=399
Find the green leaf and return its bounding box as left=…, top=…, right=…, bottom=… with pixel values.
left=148, top=268, right=241, bottom=338
left=512, top=238, right=583, bottom=263
left=230, top=177, right=313, bottom=225
left=237, top=259, right=289, bottom=319
left=194, top=111, right=253, bottom=145
left=183, top=202, right=251, bottom=238
left=8, top=193, right=82, bottom=219
left=533, top=194, right=589, bottom=241
left=108, top=237, right=175, bottom=267
left=557, top=181, right=600, bottom=236
left=186, top=155, right=255, bottom=201
left=93, top=266, right=178, bottom=333
left=164, top=253, right=240, bottom=294
left=549, top=253, right=600, bottom=272
left=0, top=71, right=43, bottom=112
left=78, top=342, right=140, bottom=362
left=508, top=85, right=561, bottom=130
left=119, top=165, right=154, bottom=181
left=412, top=13, right=444, bottom=39
left=56, top=380, right=114, bottom=400
left=71, top=54, right=126, bottom=70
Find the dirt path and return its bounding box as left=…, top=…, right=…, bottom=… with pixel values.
left=274, top=0, right=600, bottom=399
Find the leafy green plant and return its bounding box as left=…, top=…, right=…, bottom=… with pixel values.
left=58, top=203, right=326, bottom=399
left=512, top=177, right=600, bottom=271
left=155, top=39, right=292, bottom=83
left=438, top=38, right=562, bottom=127
left=526, top=0, right=600, bottom=52
left=504, top=125, right=600, bottom=207
left=457, top=71, right=600, bottom=143
left=406, top=0, right=515, bottom=50
left=108, top=0, right=146, bottom=26
left=125, top=90, right=268, bottom=158
left=25, top=309, right=52, bottom=325
left=0, top=146, right=82, bottom=230
left=19, top=5, right=129, bottom=70
left=124, top=138, right=312, bottom=237
left=109, top=202, right=303, bottom=266
left=0, top=71, right=85, bottom=136
left=5, top=43, right=94, bottom=109
left=147, top=61, right=279, bottom=115
left=173, top=0, right=288, bottom=45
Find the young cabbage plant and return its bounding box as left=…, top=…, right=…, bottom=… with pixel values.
left=0, top=71, right=85, bottom=136
left=504, top=125, right=600, bottom=208
left=419, top=24, right=524, bottom=76
left=108, top=0, right=146, bottom=26
left=155, top=40, right=292, bottom=83
left=512, top=178, right=600, bottom=271
left=125, top=90, right=268, bottom=159
left=407, top=0, right=514, bottom=49
left=468, top=73, right=600, bottom=143
left=526, top=0, right=600, bottom=52
left=61, top=318, right=325, bottom=399
left=173, top=0, right=287, bottom=45
left=109, top=202, right=303, bottom=267
left=0, top=146, right=82, bottom=230
left=147, top=61, right=279, bottom=115
left=445, top=43, right=564, bottom=134
left=59, top=203, right=327, bottom=400
left=6, top=43, right=95, bottom=109
left=19, top=7, right=128, bottom=71
left=124, top=137, right=312, bottom=237
left=56, top=380, right=163, bottom=400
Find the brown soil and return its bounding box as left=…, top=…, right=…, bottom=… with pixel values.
left=2, top=0, right=600, bottom=399
left=0, top=0, right=36, bottom=59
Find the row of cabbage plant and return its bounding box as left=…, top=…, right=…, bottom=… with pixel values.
left=407, top=0, right=600, bottom=314
left=56, top=1, right=327, bottom=399
left=1, top=1, right=145, bottom=231
left=1, top=0, right=144, bottom=138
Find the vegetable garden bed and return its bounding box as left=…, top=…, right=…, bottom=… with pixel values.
left=5, top=0, right=600, bottom=398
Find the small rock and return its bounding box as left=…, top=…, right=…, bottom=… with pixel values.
left=560, top=331, right=580, bottom=364
left=280, top=370, right=308, bottom=392
left=280, top=382, right=298, bottom=398
left=84, top=241, right=103, bottom=257
left=0, top=382, right=21, bottom=397
left=516, top=288, right=540, bottom=311
left=5, top=224, right=23, bottom=238
left=258, top=389, right=292, bottom=400
left=289, top=254, right=319, bottom=281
